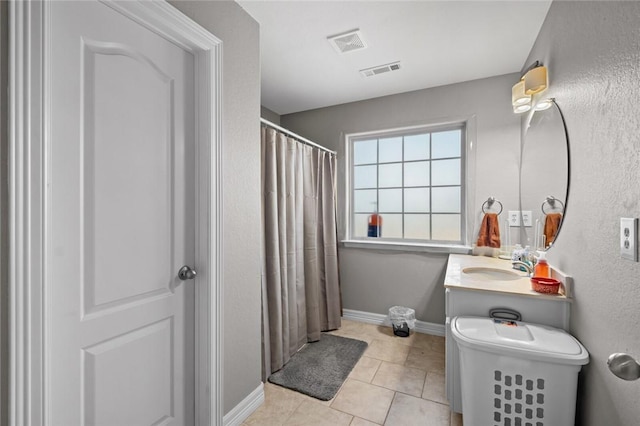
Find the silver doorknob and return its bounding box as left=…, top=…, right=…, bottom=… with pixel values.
left=608, top=353, right=640, bottom=381
left=178, top=265, right=197, bottom=281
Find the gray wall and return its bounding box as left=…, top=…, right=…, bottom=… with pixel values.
left=260, top=106, right=280, bottom=125
left=526, top=2, right=640, bottom=425
left=281, top=74, right=522, bottom=324
left=169, top=1, right=263, bottom=415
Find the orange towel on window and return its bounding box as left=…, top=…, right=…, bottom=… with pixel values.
left=544, top=213, right=563, bottom=246
left=476, top=213, right=501, bottom=248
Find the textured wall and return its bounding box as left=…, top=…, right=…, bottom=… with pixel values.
left=525, top=2, right=640, bottom=425
left=282, top=74, right=522, bottom=324
left=169, top=0, right=262, bottom=416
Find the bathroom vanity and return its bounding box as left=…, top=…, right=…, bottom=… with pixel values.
left=444, top=254, right=572, bottom=413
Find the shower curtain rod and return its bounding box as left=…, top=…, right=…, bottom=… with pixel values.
left=260, top=118, right=337, bottom=155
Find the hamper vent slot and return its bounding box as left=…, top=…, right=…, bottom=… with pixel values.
left=493, top=371, right=547, bottom=424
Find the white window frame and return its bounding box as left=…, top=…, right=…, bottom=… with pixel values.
left=343, top=119, right=476, bottom=254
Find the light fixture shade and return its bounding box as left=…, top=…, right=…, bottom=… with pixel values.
left=513, top=103, right=531, bottom=114
left=524, top=66, right=548, bottom=94
left=512, top=80, right=531, bottom=106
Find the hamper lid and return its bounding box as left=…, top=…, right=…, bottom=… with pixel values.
left=452, top=316, right=589, bottom=365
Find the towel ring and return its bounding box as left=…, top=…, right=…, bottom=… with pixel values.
left=541, top=196, right=565, bottom=215
left=482, top=197, right=503, bottom=215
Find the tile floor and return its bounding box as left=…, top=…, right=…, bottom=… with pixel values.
left=243, top=319, right=463, bottom=426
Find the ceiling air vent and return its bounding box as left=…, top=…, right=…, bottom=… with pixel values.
left=328, top=29, right=367, bottom=54
left=360, top=62, right=402, bottom=78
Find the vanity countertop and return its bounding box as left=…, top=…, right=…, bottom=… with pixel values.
left=444, top=254, right=571, bottom=301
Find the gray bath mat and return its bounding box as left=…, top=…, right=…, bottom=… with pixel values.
left=268, top=333, right=368, bottom=401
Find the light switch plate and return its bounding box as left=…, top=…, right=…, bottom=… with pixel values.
left=620, top=217, right=638, bottom=261
left=522, top=211, right=533, bottom=227
left=508, top=211, right=520, bottom=227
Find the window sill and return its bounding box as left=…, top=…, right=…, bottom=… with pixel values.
left=340, top=239, right=471, bottom=254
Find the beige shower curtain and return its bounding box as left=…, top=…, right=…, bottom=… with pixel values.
left=261, top=126, right=341, bottom=377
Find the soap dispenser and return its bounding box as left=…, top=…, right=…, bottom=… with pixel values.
left=533, top=251, right=550, bottom=278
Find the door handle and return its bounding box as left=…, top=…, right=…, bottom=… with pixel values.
left=608, top=353, right=640, bottom=381
left=178, top=265, right=197, bottom=281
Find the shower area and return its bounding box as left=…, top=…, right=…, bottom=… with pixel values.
left=260, top=119, right=342, bottom=378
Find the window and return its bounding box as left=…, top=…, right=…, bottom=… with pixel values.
left=347, top=124, right=466, bottom=247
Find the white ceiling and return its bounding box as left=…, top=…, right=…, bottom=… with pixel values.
left=238, top=0, right=552, bottom=115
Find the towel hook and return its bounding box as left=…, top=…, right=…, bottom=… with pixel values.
left=541, top=195, right=564, bottom=215
left=482, top=197, right=503, bottom=215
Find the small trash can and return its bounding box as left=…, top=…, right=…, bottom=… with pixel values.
left=388, top=306, right=416, bottom=337
left=452, top=316, right=589, bottom=426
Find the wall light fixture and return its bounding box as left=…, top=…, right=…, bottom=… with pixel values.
left=534, top=98, right=554, bottom=111
left=512, top=80, right=531, bottom=113
left=524, top=65, right=548, bottom=94
left=512, top=62, right=551, bottom=114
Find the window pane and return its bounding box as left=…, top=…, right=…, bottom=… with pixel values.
left=354, top=165, right=377, bottom=189
left=354, top=189, right=377, bottom=212
left=404, top=188, right=430, bottom=212
left=404, top=161, right=429, bottom=187
left=379, top=189, right=402, bottom=212
left=432, top=214, right=461, bottom=241
left=404, top=134, right=430, bottom=161
left=379, top=137, right=402, bottom=163
left=432, top=159, right=461, bottom=186
left=432, top=130, right=461, bottom=159
left=354, top=139, right=377, bottom=165
left=405, top=214, right=430, bottom=239
left=432, top=187, right=460, bottom=213
left=353, top=214, right=370, bottom=238
left=379, top=163, right=402, bottom=188
left=350, top=125, right=465, bottom=244
left=381, top=214, right=402, bottom=238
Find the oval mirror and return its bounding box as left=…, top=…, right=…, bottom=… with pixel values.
left=519, top=99, right=570, bottom=250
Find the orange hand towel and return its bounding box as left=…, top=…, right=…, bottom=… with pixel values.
left=544, top=213, right=563, bottom=246
left=476, top=213, right=501, bottom=248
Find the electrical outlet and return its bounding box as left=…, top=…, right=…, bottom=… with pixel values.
left=522, top=211, right=533, bottom=227
left=620, top=218, right=638, bottom=261
left=508, top=211, right=521, bottom=227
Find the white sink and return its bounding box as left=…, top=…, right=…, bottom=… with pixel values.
left=461, top=267, right=523, bottom=281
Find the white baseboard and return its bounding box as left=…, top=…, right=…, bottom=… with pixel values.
left=223, top=382, right=265, bottom=426
left=342, top=308, right=446, bottom=337
left=413, top=319, right=446, bottom=336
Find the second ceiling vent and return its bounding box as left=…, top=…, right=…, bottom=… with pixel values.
left=359, top=62, right=402, bottom=78
left=327, top=29, right=367, bottom=54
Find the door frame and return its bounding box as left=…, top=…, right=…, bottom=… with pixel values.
left=8, top=1, right=223, bottom=424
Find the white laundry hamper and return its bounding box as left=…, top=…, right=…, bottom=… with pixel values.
left=451, top=316, right=588, bottom=426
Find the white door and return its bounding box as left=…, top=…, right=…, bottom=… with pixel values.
left=48, top=1, right=195, bottom=424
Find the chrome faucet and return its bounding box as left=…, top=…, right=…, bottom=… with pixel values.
left=511, top=261, right=533, bottom=277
